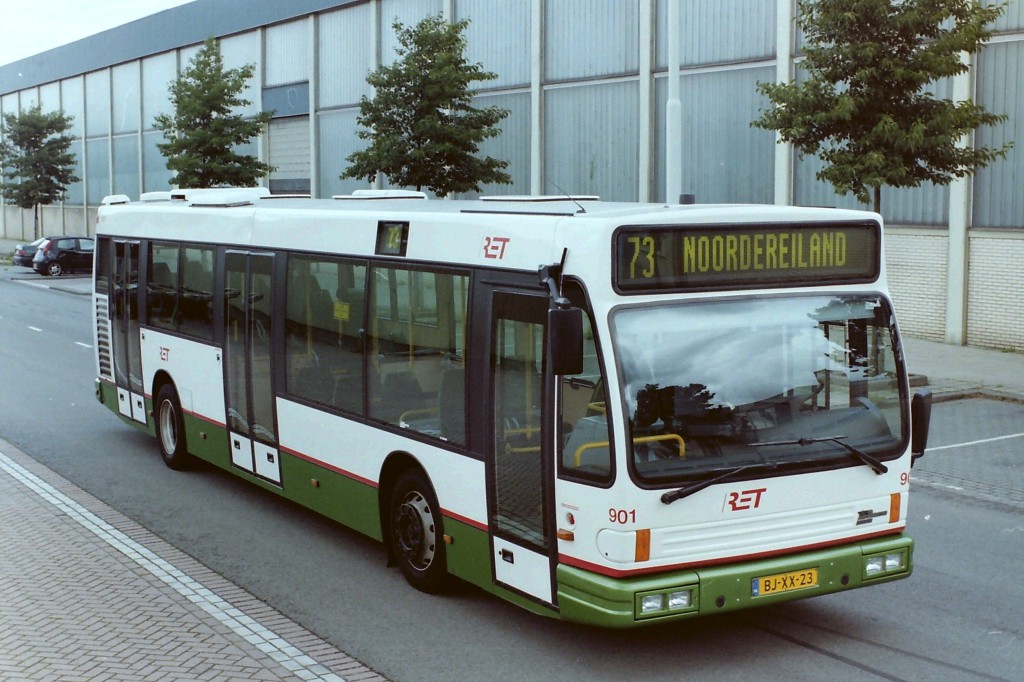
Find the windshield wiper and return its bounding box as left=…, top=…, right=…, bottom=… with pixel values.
left=661, top=461, right=779, bottom=505
left=752, top=436, right=888, bottom=475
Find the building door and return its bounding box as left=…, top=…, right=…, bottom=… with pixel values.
left=223, top=251, right=281, bottom=483
left=488, top=289, right=555, bottom=605
left=267, top=116, right=311, bottom=195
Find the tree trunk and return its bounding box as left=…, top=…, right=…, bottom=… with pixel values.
left=33, top=204, right=40, bottom=240
left=872, top=186, right=882, bottom=215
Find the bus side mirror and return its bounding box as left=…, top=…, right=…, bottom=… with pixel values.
left=910, top=389, right=932, bottom=466
left=549, top=307, right=583, bottom=376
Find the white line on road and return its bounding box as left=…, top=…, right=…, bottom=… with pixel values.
left=76, top=342, right=92, bottom=349
left=27, top=326, right=42, bottom=332
left=14, top=280, right=50, bottom=291
left=928, top=432, right=1024, bottom=452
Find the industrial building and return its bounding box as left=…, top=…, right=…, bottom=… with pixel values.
left=1, top=0, right=1022, bottom=350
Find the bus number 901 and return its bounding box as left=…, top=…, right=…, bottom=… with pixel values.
left=609, top=508, right=637, bottom=524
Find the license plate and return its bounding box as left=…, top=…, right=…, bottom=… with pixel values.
left=752, top=567, right=818, bottom=597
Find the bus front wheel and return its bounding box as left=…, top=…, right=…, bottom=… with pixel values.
left=388, top=469, right=448, bottom=593
left=156, top=384, right=190, bottom=470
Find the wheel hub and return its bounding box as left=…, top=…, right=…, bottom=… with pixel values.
left=394, top=492, right=435, bottom=568
left=159, top=400, right=177, bottom=452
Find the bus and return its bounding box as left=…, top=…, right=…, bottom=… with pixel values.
left=92, top=187, right=933, bottom=627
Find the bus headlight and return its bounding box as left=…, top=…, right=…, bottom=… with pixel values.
left=668, top=590, right=692, bottom=610
left=864, top=550, right=907, bottom=578
left=636, top=587, right=697, bottom=618
left=884, top=552, right=905, bottom=571
left=641, top=594, right=665, bottom=614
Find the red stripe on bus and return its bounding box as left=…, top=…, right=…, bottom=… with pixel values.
left=558, top=527, right=906, bottom=579
left=442, top=508, right=488, bottom=531
left=278, top=445, right=379, bottom=488
left=183, top=409, right=225, bottom=429
left=277, top=446, right=488, bottom=530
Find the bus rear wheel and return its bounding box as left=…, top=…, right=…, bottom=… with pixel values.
left=388, top=469, right=448, bottom=593
left=156, top=384, right=190, bottom=470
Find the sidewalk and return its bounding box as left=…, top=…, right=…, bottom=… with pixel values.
left=0, top=437, right=385, bottom=682
left=903, top=336, right=1024, bottom=402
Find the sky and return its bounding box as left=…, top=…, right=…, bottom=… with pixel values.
left=0, top=0, right=195, bottom=67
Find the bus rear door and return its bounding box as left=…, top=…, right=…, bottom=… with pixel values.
left=110, top=240, right=147, bottom=424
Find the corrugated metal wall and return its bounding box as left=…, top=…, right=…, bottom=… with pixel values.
left=318, top=4, right=375, bottom=108
left=974, top=40, right=1024, bottom=229
left=654, top=66, right=775, bottom=205
left=458, top=0, right=532, bottom=88
left=543, top=0, right=639, bottom=81
left=655, top=0, right=776, bottom=67
left=544, top=81, right=639, bottom=201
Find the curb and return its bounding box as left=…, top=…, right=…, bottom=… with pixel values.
left=931, top=387, right=1024, bottom=404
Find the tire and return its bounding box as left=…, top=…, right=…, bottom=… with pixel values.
left=46, top=261, right=62, bottom=277
left=156, top=384, right=190, bottom=470
left=388, top=469, right=448, bottom=593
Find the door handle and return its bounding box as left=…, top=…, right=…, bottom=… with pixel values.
left=500, top=548, right=515, bottom=564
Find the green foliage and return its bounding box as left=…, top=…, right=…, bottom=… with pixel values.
left=753, top=0, right=1011, bottom=211
left=154, top=37, right=274, bottom=188
left=343, top=14, right=511, bottom=196
left=0, top=104, right=79, bottom=218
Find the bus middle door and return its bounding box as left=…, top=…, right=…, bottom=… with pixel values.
left=223, top=251, right=282, bottom=484
left=487, top=289, right=556, bottom=607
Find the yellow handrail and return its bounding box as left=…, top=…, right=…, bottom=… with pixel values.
left=573, top=433, right=686, bottom=467
left=503, top=425, right=541, bottom=454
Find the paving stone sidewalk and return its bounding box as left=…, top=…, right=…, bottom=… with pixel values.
left=0, top=437, right=386, bottom=682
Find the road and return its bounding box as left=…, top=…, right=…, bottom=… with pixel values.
left=0, top=267, right=1021, bottom=681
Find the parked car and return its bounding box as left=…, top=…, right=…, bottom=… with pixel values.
left=12, top=238, right=46, bottom=267
left=32, top=236, right=95, bottom=276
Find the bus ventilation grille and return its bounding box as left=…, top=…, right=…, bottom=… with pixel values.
left=95, top=297, right=114, bottom=381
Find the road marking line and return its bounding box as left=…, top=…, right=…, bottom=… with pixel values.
left=76, top=342, right=92, bottom=349
left=928, top=432, right=1024, bottom=452
left=14, top=280, right=50, bottom=291
left=28, top=326, right=43, bottom=332
left=0, top=450, right=346, bottom=682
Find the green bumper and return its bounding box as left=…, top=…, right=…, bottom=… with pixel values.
left=557, top=534, right=913, bottom=627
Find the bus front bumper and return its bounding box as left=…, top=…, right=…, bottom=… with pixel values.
left=556, top=534, right=912, bottom=627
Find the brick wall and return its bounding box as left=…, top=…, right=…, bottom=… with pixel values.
left=885, top=230, right=948, bottom=341
left=967, top=232, right=1024, bottom=351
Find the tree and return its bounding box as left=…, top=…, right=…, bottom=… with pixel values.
left=0, top=105, right=79, bottom=239
left=343, top=14, right=512, bottom=196
left=753, top=0, right=1011, bottom=213
left=154, top=37, right=274, bottom=188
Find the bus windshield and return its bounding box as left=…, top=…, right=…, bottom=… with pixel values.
left=613, top=294, right=906, bottom=484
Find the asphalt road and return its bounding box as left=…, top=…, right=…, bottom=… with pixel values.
left=1, top=268, right=1021, bottom=681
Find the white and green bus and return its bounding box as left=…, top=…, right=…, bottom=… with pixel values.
left=93, top=187, right=932, bottom=627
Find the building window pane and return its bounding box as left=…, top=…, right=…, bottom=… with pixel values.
left=85, top=70, right=110, bottom=138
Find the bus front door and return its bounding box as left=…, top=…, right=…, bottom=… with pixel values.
left=223, top=251, right=282, bottom=484
left=488, top=290, right=556, bottom=606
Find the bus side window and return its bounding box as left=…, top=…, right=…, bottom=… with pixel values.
left=179, top=246, right=214, bottom=340
left=560, top=287, right=612, bottom=482
left=147, top=242, right=180, bottom=331
left=367, top=266, right=468, bottom=445
left=285, top=255, right=367, bottom=415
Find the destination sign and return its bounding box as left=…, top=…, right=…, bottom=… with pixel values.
left=613, top=221, right=880, bottom=292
